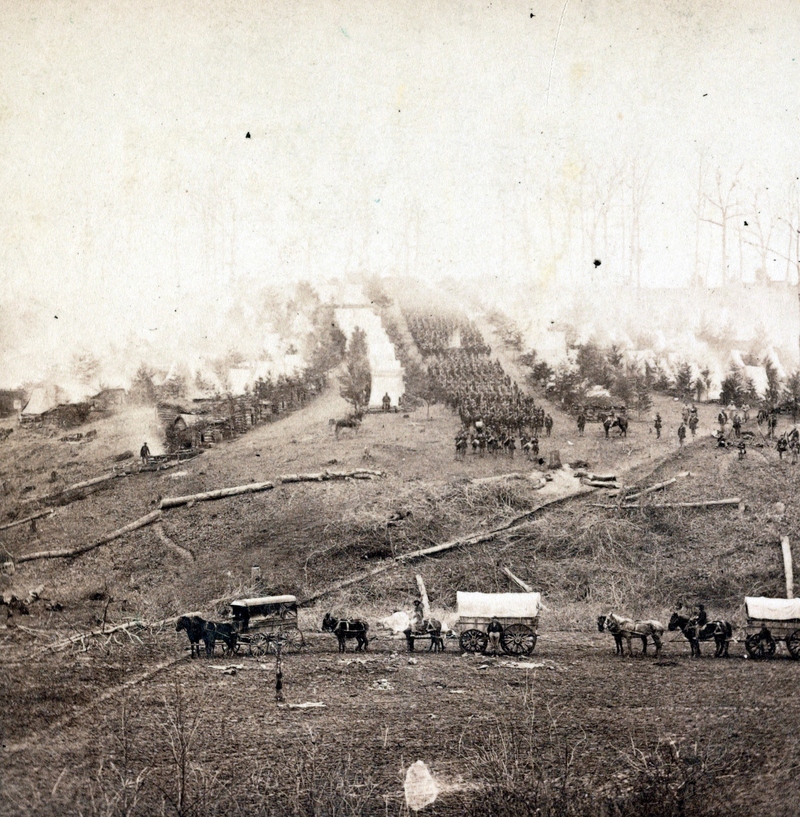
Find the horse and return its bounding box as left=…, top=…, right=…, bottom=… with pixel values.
left=332, top=413, right=363, bottom=439
left=322, top=613, right=369, bottom=652
left=598, top=613, right=664, bottom=657
left=405, top=617, right=445, bottom=652
left=668, top=611, right=732, bottom=657
left=176, top=615, right=216, bottom=658
left=603, top=416, right=628, bottom=438
left=207, top=621, right=239, bottom=656
left=597, top=614, right=624, bottom=655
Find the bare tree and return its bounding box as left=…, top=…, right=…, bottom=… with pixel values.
left=745, top=188, right=776, bottom=284
left=701, top=167, right=744, bottom=286
left=627, top=158, right=651, bottom=288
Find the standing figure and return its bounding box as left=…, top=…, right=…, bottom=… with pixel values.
left=544, top=414, right=553, bottom=437
left=486, top=619, right=503, bottom=655
left=677, top=423, right=686, bottom=447
left=769, top=412, right=778, bottom=440
left=688, top=414, right=699, bottom=437
left=777, top=434, right=788, bottom=460
left=140, top=441, right=151, bottom=466
left=577, top=411, right=586, bottom=437
left=717, top=410, right=727, bottom=432
left=654, top=413, right=662, bottom=439
left=382, top=392, right=391, bottom=412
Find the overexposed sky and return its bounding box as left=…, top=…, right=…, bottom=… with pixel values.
left=1, top=0, right=799, bottom=377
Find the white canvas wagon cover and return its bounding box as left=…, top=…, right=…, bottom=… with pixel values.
left=457, top=591, right=541, bottom=620
left=746, top=596, right=800, bottom=621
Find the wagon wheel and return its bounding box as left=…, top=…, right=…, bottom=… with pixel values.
left=786, top=630, right=800, bottom=659
left=459, top=629, right=488, bottom=654
left=247, top=633, right=270, bottom=657
left=278, top=629, right=306, bottom=653
left=745, top=631, right=776, bottom=659
left=501, top=624, right=537, bottom=656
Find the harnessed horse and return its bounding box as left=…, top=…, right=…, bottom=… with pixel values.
left=598, top=613, right=664, bottom=657
left=668, top=611, right=732, bottom=657
left=405, top=617, right=445, bottom=652
left=322, top=613, right=369, bottom=652
left=176, top=615, right=216, bottom=658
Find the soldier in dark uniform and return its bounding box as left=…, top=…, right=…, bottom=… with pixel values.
left=486, top=619, right=504, bottom=655
left=140, top=442, right=151, bottom=466
left=654, top=413, right=662, bottom=439
left=577, top=410, right=586, bottom=437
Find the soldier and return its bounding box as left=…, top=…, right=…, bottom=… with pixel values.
left=654, top=413, right=662, bottom=439
left=486, top=619, right=504, bottom=655
left=544, top=414, right=553, bottom=437
left=382, top=392, right=391, bottom=412
left=577, top=410, right=586, bottom=436
left=140, top=441, right=151, bottom=466
left=777, top=434, right=788, bottom=460
left=677, top=423, right=686, bottom=446
left=738, top=440, right=747, bottom=460
left=688, top=414, right=699, bottom=437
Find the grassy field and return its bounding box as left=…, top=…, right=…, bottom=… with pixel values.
left=2, top=388, right=799, bottom=816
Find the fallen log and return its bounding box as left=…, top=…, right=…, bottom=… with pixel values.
left=159, top=483, right=274, bottom=509
left=612, top=473, right=688, bottom=502
left=582, top=479, right=621, bottom=489
left=15, top=510, right=162, bottom=563
left=619, top=497, right=741, bottom=510
left=0, top=509, right=55, bottom=532
left=588, top=473, right=617, bottom=482
left=502, top=567, right=533, bottom=593
left=27, top=472, right=125, bottom=507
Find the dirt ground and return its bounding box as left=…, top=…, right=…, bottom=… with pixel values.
left=3, top=628, right=800, bottom=816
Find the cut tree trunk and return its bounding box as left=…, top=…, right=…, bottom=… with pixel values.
left=415, top=574, right=431, bottom=618
left=0, top=509, right=55, bottom=532
left=15, top=510, right=162, bottom=563
left=159, top=483, right=274, bottom=509
left=502, top=567, right=533, bottom=592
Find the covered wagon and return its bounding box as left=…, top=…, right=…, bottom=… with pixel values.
left=744, top=596, right=800, bottom=659
left=457, top=591, right=541, bottom=656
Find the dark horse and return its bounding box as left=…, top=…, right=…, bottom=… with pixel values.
left=603, top=415, right=629, bottom=438
left=176, top=615, right=238, bottom=658
left=331, top=411, right=364, bottom=439
left=668, top=611, right=732, bottom=657
left=322, top=613, right=370, bottom=652
left=176, top=615, right=215, bottom=658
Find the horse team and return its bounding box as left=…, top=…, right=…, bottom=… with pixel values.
left=597, top=607, right=734, bottom=658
